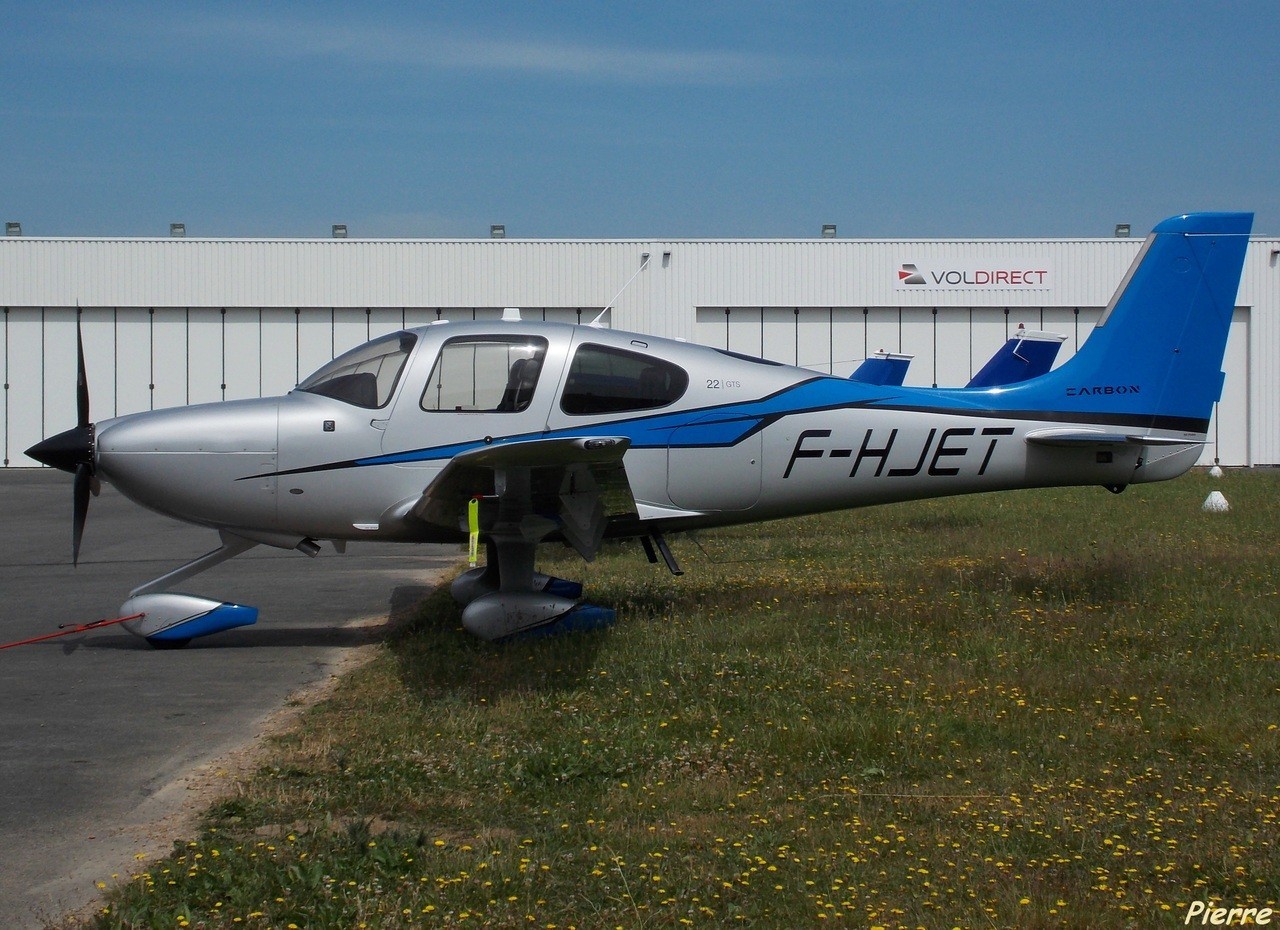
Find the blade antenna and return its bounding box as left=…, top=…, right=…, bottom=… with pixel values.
left=589, top=251, right=651, bottom=328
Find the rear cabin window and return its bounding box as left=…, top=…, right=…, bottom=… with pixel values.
left=421, top=336, right=549, bottom=412
left=560, top=344, right=689, bottom=415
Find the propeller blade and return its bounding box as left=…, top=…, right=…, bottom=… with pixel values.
left=76, top=313, right=90, bottom=428
left=25, top=312, right=98, bottom=564
left=73, top=462, right=91, bottom=566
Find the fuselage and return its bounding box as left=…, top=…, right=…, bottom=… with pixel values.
left=93, top=318, right=1203, bottom=547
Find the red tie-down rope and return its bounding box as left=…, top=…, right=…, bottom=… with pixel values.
left=0, top=613, right=145, bottom=651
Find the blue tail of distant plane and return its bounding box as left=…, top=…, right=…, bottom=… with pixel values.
left=850, top=351, right=912, bottom=386
left=965, top=328, right=1064, bottom=389
left=1004, top=212, right=1253, bottom=432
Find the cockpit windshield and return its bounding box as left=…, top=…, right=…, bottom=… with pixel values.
left=295, top=331, right=416, bottom=409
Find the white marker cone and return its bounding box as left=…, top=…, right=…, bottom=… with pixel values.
left=1209, top=465, right=1224, bottom=478
left=1202, top=490, right=1230, bottom=513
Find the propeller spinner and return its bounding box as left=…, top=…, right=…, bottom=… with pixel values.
left=25, top=318, right=97, bottom=564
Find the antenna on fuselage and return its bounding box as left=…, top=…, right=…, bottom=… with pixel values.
left=588, top=250, right=651, bottom=328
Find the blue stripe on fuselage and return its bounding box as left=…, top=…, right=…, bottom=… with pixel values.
left=354, top=378, right=890, bottom=469
left=260, top=376, right=1202, bottom=480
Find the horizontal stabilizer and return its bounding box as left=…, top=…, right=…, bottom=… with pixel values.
left=1025, top=428, right=1204, bottom=447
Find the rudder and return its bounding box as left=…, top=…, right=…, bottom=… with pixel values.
left=1023, top=212, right=1252, bottom=433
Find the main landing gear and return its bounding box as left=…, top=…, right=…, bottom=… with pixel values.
left=449, top=538, right=616, bottom=641
left=450, top=528, right=684, bottom=642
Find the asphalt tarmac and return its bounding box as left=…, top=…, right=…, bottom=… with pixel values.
left=0, top=470, right=458, bottom=925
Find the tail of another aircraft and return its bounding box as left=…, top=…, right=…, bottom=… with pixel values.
left=850, top=351, right=912, bottom=386
left=1009, top=212, right=1253, bottom=433
left=965, top=328, right=1064, bottom=389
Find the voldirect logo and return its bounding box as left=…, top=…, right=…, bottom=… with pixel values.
left=894, top=260, right=1052, bottom=290
left=897, top=263, right=926, bottom=285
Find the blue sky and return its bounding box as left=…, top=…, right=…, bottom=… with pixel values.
left=5, top=2, right=1278, bottom=239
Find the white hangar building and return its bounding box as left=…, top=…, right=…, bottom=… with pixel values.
left=1, top=227, right=1277, bottom=468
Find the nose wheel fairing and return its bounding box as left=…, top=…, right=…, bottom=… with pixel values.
left=112, top=532, right=265, bottom=647
left=122, top=593, right=258, bottom=645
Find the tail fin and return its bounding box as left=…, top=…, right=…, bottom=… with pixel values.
left=1025, top=212, right=1252, bottom=432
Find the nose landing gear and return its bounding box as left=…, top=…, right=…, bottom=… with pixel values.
left=120, top=532, right=267, bottom=648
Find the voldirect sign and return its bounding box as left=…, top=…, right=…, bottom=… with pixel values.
left=895, top=261, right=1052, bottom=291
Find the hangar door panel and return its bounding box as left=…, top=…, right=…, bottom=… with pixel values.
left=186, top=309, right=223, bottom=406
left=726, top=308, right=762, bottom=359
left=1199, top=308, right=1249, bottom=466
left=7, top=309, right=46, bottom=465
left=931, top=309, right=972, bottom=389
left=830, top=309, right=865, bottom=378
left=693, top=307, right=728, bottom=350
left=797, top=310, right=834, bottom=374
left=761, top=308, right=796, bottom=364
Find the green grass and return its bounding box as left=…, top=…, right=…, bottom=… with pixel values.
left=82, top=472, right=1280, bottom=929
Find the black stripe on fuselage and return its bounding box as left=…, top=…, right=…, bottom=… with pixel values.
left=244, top=401, right=1204, bottom=481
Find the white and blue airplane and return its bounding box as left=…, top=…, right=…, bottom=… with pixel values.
left=27, top=212, right=1252, bottom=645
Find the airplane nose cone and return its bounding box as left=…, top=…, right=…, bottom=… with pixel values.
left=92, top=400, right=280, bottom=528
left=26, top=424, right=95, bottom=473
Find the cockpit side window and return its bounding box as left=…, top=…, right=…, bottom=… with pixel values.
left=295, top=331, right=415, bottom=409
left=421, top=336, right=550, bottom=412
left=560, top=343, right=689, bottom=415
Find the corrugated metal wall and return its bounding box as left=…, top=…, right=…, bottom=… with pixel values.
left=0, top=235, right=1145, bottom=331
left=1238, top=245, right=1280, bottom=467
left=2, top=235, right=1275, bottom=467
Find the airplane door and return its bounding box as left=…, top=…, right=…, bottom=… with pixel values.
left=380, top=332, right=561, bottom=466
left=278, top=330, right=424, bottom=535
left=667, top=419, right=762, bottom=511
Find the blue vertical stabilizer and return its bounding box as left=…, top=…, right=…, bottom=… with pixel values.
left=988, top=213, right=1253, bottom=430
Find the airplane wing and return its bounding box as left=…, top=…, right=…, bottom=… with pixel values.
left=408, top=436, right=637, bottom=560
